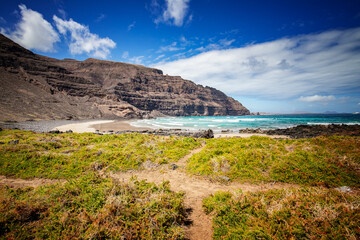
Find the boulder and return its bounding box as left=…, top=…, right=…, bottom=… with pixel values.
left=192, top=129, right=214, bottom=139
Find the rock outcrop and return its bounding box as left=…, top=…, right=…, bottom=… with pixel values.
left=239, top=124, right=360, bottom=138
left=0, top=34, right=249, bottom=121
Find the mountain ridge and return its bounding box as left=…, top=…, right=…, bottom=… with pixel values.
left=0, top=34, right=249, bottom=121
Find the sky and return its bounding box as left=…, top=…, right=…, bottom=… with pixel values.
left=1, top=0, right=360, bottom=114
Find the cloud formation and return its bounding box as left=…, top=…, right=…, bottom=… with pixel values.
left=155, top=0, right=190, bottom=26
left=2, top=5, right=59, bottom=52
left=155, top=28, right=360, bottom=100
left=53, top=16, right=116, bottom=59
left=196, top=38, right=235, bottom=52
left=127, top=21, right=136, bottom=31
left=299, top=95, right=336, bottom=102
left=129, top=56, right=145, bottom=65
left=158, top=42, right=184, bottom=53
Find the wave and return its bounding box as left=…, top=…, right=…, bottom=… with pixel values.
left=131, top=115, right=360, bottom=130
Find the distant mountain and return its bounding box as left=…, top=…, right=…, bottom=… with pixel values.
left=0, top=34, right=249, bottom=121
left=323, top=111, right=342, bottom=114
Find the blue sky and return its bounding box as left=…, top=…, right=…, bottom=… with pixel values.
left=1, top=0, right=360, bottom=113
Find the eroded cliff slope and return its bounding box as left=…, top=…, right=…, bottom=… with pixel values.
left=0, top=34, right=249, bottom=121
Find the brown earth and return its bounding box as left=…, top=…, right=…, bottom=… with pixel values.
left=0, top=34, right=249, bottom=122
left=0, top=145, right=298, bottom=240
left=109, top=146, right=299, bottom=240
left=0, top=175, right=64, bottom=188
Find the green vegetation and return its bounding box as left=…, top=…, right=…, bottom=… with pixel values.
left=203, top=188, right=360, bottom=239
left=0, top=129, right=200, bottom=179
left=1, top=129, right=359, bottom=239
left=0, top=174, right=186, bottom=239
left=187, top=136, right=360, bottom=187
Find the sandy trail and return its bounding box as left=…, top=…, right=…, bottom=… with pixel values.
left=0, top=175, right=64, bottom=188
left=110, top=145, right=298, bottom=240
left=0, top=145, right=297, bottom=240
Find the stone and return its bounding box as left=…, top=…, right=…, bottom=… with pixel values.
left=220, top=175, right=230, bottom=182
left=8, top=139, right=19, bottom=144
left=49, top=130, right=61, bottom=134
left=92, top=162, right=105, bottom=171
left=265, top=124, right=360, bottom=139
left=335, top=186, right=352, bottom=193
left=192, top=129, right=214, bottom=139
left=170, top=163, right=178, bottom=170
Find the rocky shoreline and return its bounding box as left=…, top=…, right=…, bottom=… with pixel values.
left=2, top=120, right=359, bottom=139
left=240, top=124, right=360, bottom=139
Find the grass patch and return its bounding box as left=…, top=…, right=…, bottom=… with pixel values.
left=0, top=173, right=186, bottom=239
left=0, top=129, right=200, bottom=179
left=1, top=129, right=359, bottom=239
left=187, top=136, right=360, bottom=187
left=203, top=188, right=360, bottom=239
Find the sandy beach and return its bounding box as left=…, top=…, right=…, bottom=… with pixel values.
left=52, top=120, right=115, bottom=133
left=90, top=120, right=151, bottom=132
left=49, top=119, right=289, bottom=138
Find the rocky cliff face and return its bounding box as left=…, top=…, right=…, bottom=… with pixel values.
left=0, top=34, right=249, bottom=121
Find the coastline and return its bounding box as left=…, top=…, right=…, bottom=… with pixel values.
left=50, top=119, right=289, bottom=138
left=1, top=117, right=359, bottom=139
left=90, top=120, right=151, bottom=132
left=52, top=120, right=115, bottom=133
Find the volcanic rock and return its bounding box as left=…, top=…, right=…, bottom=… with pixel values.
left=0, top=34, right=250, bottom=121
left=192, top=129, right=214, bottom=139
left=265, top=124, right=360, bottom=138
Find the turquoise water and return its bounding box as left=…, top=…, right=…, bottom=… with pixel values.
left=131, top=114, right=360, bottom=131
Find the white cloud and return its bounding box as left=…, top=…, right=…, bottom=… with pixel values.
left=196, top=38, right=235, bottom=52
left=158, top=42, right=184, bottom=53
left=155, top=0, right=190, bottom=26
left=53, top=15, right=116, bottom=59
left=180, top=35, right=187, bottom=43
left=298, top=95, right=336, bottom=102
left=58, top=9, right=67, bottom=19
left=155, top=54, right=166, bottom=61
left=95, top=14, right=106, bottom=23
left=129, top=56, right=144, bottom=65
left=128, top=21, right=136, bottom=31
left=0, top=16, right=6, bottom=24
left=155, top=28, right=360, bottom=100
left=3, top=5, right=59, bottom=52
left=122, top=51, right=129, bottom=59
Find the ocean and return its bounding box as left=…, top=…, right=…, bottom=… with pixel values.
left=131, top=114, right=360, bottom=131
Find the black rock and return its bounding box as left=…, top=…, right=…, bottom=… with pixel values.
left=265, top=124, right=360, bottom=139
left=170, top=163, right=178, bottom=170
left=65, top=130, right=73, bottom=133
left=192, top=129, right=214, bottom=139
left=8, top=139, right=19, bottom=144
left=49, top=130, right=61, bottom=134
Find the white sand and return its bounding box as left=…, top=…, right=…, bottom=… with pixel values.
left=51, top=120, right=114, bottom=133
left=52, top=120, right=289, bottom=138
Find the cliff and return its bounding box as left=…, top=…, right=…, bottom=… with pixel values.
left=0, top=34, right=249, bottom=121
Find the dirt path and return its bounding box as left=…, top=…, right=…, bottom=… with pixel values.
left=110, top=145, right=298, bottom=240
left=177, top=145, right=206, bottom=167
left=0, top=146, right=298, bottom=240
left=0, top=175, right=64, bottom=188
